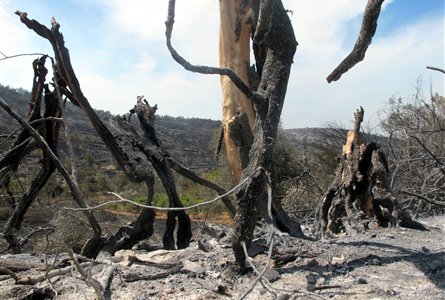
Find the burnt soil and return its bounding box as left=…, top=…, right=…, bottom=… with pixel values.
left=0, top=216, right=444, bottom=299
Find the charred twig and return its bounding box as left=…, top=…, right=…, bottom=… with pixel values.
left=68, top=248, right=104, bottom=300
left=19, top=227, right=54, bottom=249
left=0, top=267, right=19, bottom=282
left=410, top=135, right=445, bottom=175
left=400, top=190, right=445, bottom=208
left=426, top=66, right=445, bottom=74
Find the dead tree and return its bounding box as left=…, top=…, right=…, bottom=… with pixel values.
left=166, top=0, right=302, bottom=271
left=11, top=12, right=191, bottom=255
left=3, top=11, right=237, bottom=256
left=0, top=56, right=62, bottom=253
left=166, top=0, right=388, bottom=271
left=314, top=107, right=426, bottom=238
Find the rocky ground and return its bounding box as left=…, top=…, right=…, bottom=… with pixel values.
left=0, top=216, right=444, bottom=300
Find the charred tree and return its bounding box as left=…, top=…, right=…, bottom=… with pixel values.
left=165, top=0, right=303, bottom=271
left=0, top=56, right=61, bottom=253
left=7, top=12, right=236, bottom=256
left=221, top=0, right=303, bottom=271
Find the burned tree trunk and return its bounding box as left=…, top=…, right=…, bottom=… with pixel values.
left=165, top=0, right=302, bottom=271
left=315, top=107, right=426, bottom=238
left=230, top=0, right=304, bottom=271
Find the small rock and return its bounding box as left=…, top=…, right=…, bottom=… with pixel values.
left=248, top=239, right=268, bottom=257
left=302, top=258, right=318, bottom=267
left=428, top=259, right=445, bottom=272
left=357, top=277, right=367, bottom=284
left=263, top=269, right=280, bottom=282
left=277, top=294, right=290, bottom=300
left=306, top=274, right=317, bottom=284
left=421, top=246, right=430, bottom=253
left=202, top=224, right=227, bottom=239
left=182, top=260, right=206, bottom=275
left=386, top=288, right=398, bottom=296
left=331, top=254, right=346, bottom=265
left=368, top=258, right=382, bottom=266
left=215, top=284, right=228, bottom=295
left=198, top=239, right=213, bottom=252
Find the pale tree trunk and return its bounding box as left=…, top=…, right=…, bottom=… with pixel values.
left=219, top=0, right=256, bottom=183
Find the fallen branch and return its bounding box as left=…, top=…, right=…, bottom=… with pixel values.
left=128, top=255, right=181, bottom=269
left=68, top=248, right=104, bottom=300
left=17, top=262, right=88, bottom=285
left=123, top=265, right=183, bottom=282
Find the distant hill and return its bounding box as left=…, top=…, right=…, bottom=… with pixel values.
left=0, top=84, right=387, bottom=174
left=0, top=84, right=222, bottom=170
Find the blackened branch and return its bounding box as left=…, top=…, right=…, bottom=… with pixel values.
left=326, top=0, right=384, bottom=83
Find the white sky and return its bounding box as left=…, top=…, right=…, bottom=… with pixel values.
left=0, top=0, right=444, bottom=129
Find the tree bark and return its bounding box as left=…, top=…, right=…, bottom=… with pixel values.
left=219, top=0, right=256, bottom=183
left=231, top=0, right=302, bottom=271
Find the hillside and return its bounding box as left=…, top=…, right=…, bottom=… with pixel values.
left=0, top=84, right=222, bottom=170
left=1, top=84, right=362, bottom=173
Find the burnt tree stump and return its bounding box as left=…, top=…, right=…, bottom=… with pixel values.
left=315, top=107, right=426, bottom=238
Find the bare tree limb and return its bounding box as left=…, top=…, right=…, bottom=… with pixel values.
left=426, top=66, right=445, bottom=74
left=327, top=0, right=384, bottom=83
left=167, top=157, right=236, bottom=216
left=410, top=135, right=445, bottom=175
left=400, top=190, right=445, bottom=208
left=0, top=96, right=102, bottom=237
left=0, top=51, right=49, bottom=60
left=165, top=0, right=262, bottom=105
